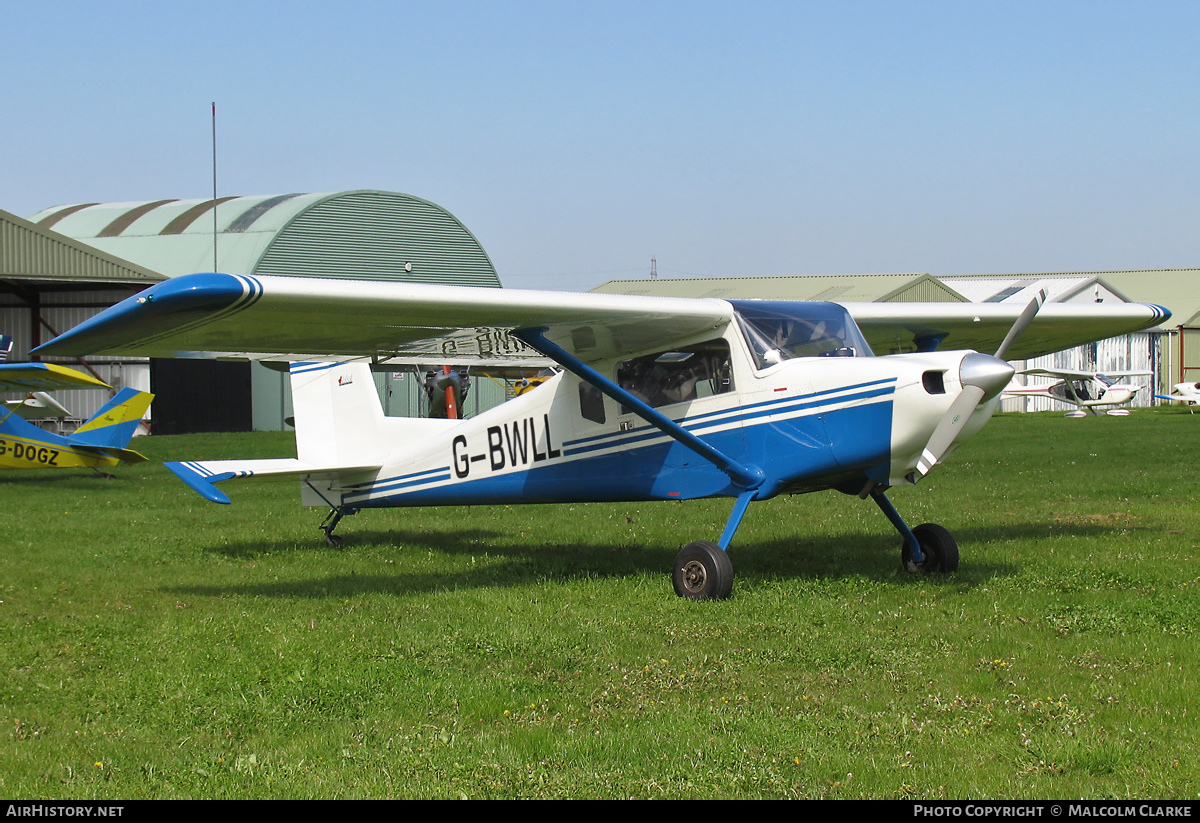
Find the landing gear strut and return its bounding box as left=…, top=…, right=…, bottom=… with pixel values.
left=319, top=506, right=359, bottom=548
left=671, top=491, right=753, bottom=600
left=870, top=488, right=958, bottom=574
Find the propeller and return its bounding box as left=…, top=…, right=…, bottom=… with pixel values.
left=912, top=289, right=1046, bottom=480
left=993, top=287, right=1047, bottom=361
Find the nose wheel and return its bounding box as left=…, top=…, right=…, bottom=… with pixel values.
left=901, top=523, right=959, bottom=573
left=672, top=541, right=734, bottom=600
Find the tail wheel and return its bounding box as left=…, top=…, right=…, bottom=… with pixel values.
left=902, top=523, right=959, bottom=574
left=672, top=541, right=734, bottom=600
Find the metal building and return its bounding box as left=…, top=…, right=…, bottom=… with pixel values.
left=1, top=207, right=160, bottom=422
left=1067, top=269, right=1200, bottom=392
left=942, top=271, right=1200, bottom=408
left=31, top=191, right=500, bottom=287
left=939, top=275, right=1162, bottom=411
left=594, top=273, right=967, bottom=304
left=27, top=191, right=504, bottom=431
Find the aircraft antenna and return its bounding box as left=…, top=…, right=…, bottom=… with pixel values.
left=650, top=256, right=657, bottom=279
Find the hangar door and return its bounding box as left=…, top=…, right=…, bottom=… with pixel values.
left=150, top=359, right=252, bottom=435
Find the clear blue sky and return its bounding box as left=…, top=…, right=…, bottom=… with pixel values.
left=3, top=1, right=1198, bottom=290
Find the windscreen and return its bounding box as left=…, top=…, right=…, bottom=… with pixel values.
left=731, top=300, right=874, bottom=369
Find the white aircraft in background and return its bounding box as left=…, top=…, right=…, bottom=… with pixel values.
left=1003, top=368, right=1152, bottom=417
left=35, top=274, right=1168, bottom=599
left=1155, top=382, right=1200, bottom=412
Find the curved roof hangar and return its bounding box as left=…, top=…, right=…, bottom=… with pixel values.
left=30, top=190, right=501, bottom=288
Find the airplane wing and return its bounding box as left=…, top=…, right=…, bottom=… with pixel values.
left=0, top=362, right=111, bottom=393
left=34, top=273, right=1169, bottom=364
left=842, top=302, right=1170, bottom=360
left=34, top=273, right=734, bottom=366
left=5, top=391, right=74, bottom=420
left=1156, top=393, right=1200, bottom=405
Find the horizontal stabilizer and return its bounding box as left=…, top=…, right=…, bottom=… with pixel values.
left=167, top=459, right=382, bottom=505
left=71, top=445, right=149, bottom=465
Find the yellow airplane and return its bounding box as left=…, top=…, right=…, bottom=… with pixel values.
left=0, top=359, right=153, bottom=470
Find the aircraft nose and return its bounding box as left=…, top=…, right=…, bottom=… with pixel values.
left=959, top=352, right=1015, bottom=402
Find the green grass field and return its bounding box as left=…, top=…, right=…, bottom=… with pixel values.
left=1, top=410, right=1197, bottom=799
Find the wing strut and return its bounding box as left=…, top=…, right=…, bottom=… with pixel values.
left=512, top=328, right=765, bottom=492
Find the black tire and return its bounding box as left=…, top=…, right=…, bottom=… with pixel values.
left=901, top=523, right=959, bottom=574
left=672, top=540, right=734, bottom=600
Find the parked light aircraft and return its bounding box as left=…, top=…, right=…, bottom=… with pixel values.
left=1003, top=368, right=1152, bottom=417
left=6, top=391, right=73, bottom=422
left=35, top=274, right=1169, bottom=598
left=0, top=361, right=154, bottom=470
left=1156, top=382, right=1200, bottom=412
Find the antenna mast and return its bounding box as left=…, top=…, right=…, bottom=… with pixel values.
left=211, top=102, right=218, bottom=271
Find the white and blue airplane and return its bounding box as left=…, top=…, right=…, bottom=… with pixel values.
left=1003, top=368, right=1153, bottom=417
left=35, top=274, right=1168, bottom=599
left=1156, top=381, right=1200, bottom=412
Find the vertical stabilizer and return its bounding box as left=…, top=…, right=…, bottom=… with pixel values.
left=69, top=387, right=154, bottom=449
left=289, top=361, right=385, bottom=467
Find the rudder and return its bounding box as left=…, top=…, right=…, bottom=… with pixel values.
left=289, top=361, right=385, bottom=467
left=70, top=387, right=154, bottom=449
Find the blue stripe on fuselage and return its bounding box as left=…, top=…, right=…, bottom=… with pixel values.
left=563, top=379, right=895, bottom=459
left=340, top=389, right=895, bottom=508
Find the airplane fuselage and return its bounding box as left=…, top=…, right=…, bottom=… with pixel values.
left=299, top=323, right=994, bottom=512
left=0, top=436, right=124, bottom=469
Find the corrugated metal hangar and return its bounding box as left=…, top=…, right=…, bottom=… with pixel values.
left=599, top=272, right=968, bottom=304
left=1, top=207, right=160, bottom=422
left=30, top=191, right=500, bottom=287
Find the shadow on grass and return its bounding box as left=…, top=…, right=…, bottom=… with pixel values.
left=167, top=516, right=1141, bottom=601
left=0, top=470, right=135, bottom=488
left=201, top=527, right=513, bottom=559
left=732, top=518, right=1140, bottom=587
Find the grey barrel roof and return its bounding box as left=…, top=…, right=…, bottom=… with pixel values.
left=29, top=190, right=501, bottom=288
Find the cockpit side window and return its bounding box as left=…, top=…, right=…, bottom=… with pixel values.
left=616, top=338, right=733, bottom=411
left=731, top=300, right=874, bottom=370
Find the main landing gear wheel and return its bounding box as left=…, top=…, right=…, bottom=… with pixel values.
left=672, top=541, right=734, bottom=601
left=902, top=523, right=959, bottom=574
